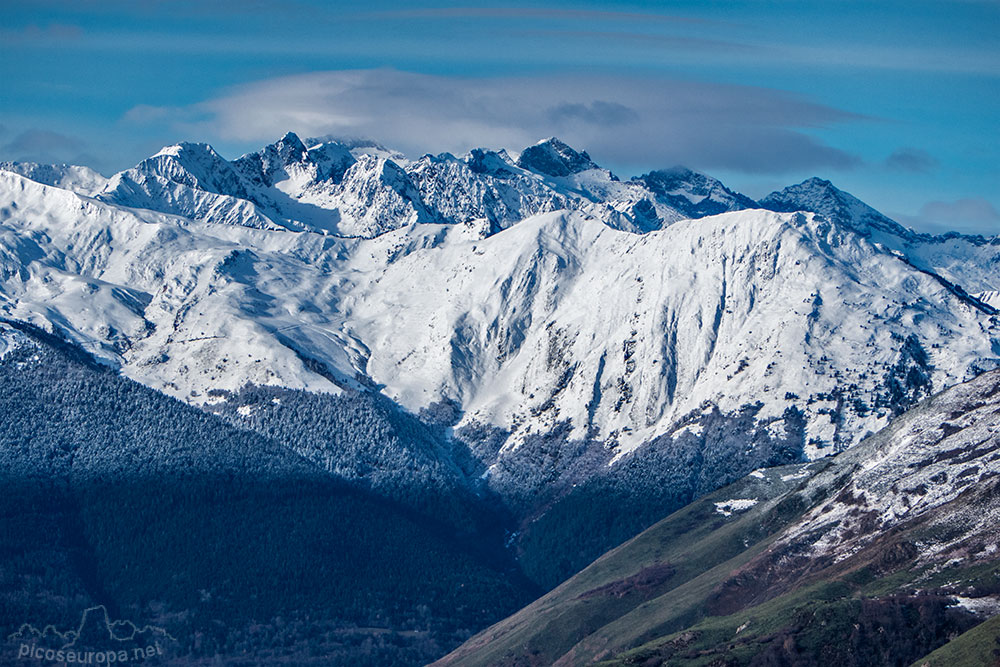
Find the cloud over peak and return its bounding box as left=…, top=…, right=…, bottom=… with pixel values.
left=125, top=68, right=863, bottom=175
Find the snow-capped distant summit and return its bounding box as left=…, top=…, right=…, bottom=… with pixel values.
left=96, top=133, right=432, bottom=236
left=515, top=137, right=600, bottom=177
left=78, top=131, right=998, bottom=288
left=233, top=131, right=310, bottom=187
left=92, top=133, right=766, bottom=238
left=637, top=166, right=757, bottom=219
left=132, top=141, right=249, bottom=196
left=759, top=176, right=1000, bottom=295
left=305, top=135, right=409, bottom=163
left=406, top=149, right=572, bottom=231
left=465, top=148, right=517, bottom=177
left=760, top=177, right=916, bottom=240
left=99, top=141, right=277, bottom=229
left=307, top=141, right=356, bottom=183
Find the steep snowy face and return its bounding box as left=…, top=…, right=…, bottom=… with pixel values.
left=2, top=170, right=998, bottom=466
left=232, top=131, right=312, bottom=188
left=349, top=209, right=999, bottom=459
left=98, top=142, right=279, bottom=230
left=330, top=155, right=433, bottom=237
left=306, top=141, right=356, bottom=183
left=466, top=148, right=517, bottom=176
left=0, top=161, right=107, bottom=196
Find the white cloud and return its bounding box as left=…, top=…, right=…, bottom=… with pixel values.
left=126, top=68, right=863, bottom=174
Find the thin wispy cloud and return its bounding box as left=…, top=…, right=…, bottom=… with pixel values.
left=893, top=197, right=1000, bottom=235
left=515, top=29, right=759, bottom=54
left=884, top=148, right=939, bottom=173
left=772, top=43, right=1000, bottom=75
left=0, top=22, right=83, bottom=42
left=0, top=128, right=98, bottom=166
left=359, top=7, right=709, bottom=24
left=921, top=198, right=1000, bottom=225
left=125, top=68, right=863, bottom=174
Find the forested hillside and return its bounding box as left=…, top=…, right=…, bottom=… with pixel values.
left=0, top=321, right=535, bottom=666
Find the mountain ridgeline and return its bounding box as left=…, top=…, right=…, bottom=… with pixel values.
left=1, top=134, right=1000, bottom=664
left=92, top=133, right=797, bottom=237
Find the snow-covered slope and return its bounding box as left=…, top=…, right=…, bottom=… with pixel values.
left=0, top=161, right=107, bottom=196
left=777, top=367, right=1000, bottom=567
left=2, top=170, right=998, bottom=468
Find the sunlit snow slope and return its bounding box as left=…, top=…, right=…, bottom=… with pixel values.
left=2, top=168, right=998, bottom=464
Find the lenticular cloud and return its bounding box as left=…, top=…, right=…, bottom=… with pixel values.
left=129, top=68, right=862, bottom=174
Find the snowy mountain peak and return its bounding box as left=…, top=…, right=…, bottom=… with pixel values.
left=140, top=141, right=243, bottom=193
left=516, top=137, right=599, bottom=177
left=465, top=148, right=517, bottom=176
left=266, top=131, right=310, bottom=164
left=232, top=132, right=312, bottom=188
left=636, top=166, right=757, bottom=218
left=332, top=154, right=432, bottom=236
left=277, top=130, right=307, bottom=150
left=760, top=177, right=914, bottom=240
left=152, top=141, right=222, bottom=162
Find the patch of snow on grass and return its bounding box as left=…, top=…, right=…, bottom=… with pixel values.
left=715, top=498, right=758, bottom=517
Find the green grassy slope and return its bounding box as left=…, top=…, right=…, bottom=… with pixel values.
left=911, top=614, right=1000, bottom=667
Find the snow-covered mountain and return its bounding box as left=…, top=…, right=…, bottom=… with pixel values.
left=4, top=133, right=1000, bottom=593
left=638, top=166, right=758, bottom=219
left=97, top=134, right=432, bottom=236
left=760, top=176, right=916, bottom=239
left=2, top=158, right=999, bottom=472
left=93, top=134, right=757, bottom=238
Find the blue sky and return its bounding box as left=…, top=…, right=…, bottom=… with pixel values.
left=1, top=0, right=998, bottom=233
